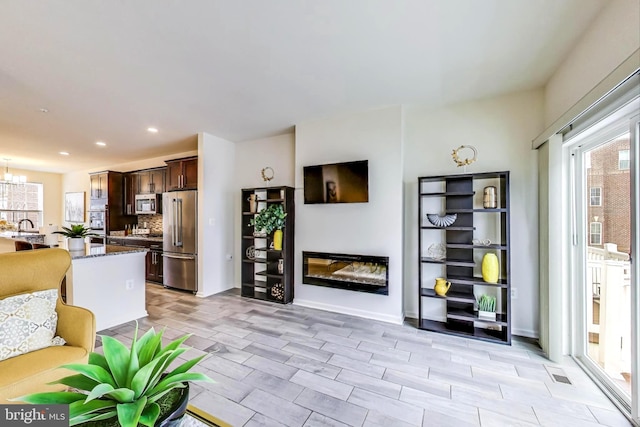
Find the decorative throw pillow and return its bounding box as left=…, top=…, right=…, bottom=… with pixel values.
left=0, top=289, right=66, bottom=361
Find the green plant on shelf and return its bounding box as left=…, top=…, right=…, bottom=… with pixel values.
left=477, top=294, right=496, bottom=312
left=249, top=204, right=286, bottom=234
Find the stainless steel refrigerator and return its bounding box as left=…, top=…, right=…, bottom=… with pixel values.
left=163, top=190, right=197, bottom=292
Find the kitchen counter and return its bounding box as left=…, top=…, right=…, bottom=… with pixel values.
left=0, top=230, right=45, bottom=243
left=66, top=243, right=148, bottom=331
left=107, top=235, right=163, bottom=243
left=68, top=243, right=148, bottom=259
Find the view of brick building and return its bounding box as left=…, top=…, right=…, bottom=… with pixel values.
left=586, top=134, right=631, bottom=254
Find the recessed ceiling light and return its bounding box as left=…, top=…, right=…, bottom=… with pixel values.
left=96, top=141, right=106, bottom=146
left=59, top=151, right=70, bottom=156
left=39, top=108, right=49, bottom=113
left=147, top=127, right=158, bottom=133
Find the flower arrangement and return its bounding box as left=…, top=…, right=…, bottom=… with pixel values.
left=0, top=219, right=16, bottom=231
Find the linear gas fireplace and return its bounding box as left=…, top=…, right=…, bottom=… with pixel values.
left=302, top=251, right=389, bottom=295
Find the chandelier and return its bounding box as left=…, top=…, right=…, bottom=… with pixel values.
left=2, top=158, right=27, bottom=184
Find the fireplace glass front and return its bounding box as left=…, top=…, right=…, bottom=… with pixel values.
left=302, top=251, right=389, bottom=295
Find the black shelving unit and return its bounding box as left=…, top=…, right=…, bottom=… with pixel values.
left=241, top=186, right=295, bottom=304
left=418, top=171, right=511, bottom=344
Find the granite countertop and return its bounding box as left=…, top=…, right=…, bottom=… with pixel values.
left=107, top=235, right=163, bottom=242
left=0, top=230, right=44, bottom=239
left=69, top=244, right=148, bottom=260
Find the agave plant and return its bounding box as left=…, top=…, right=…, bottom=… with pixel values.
left=15, top=324, right=213, bottom=427
left=53, top=224, right=99, bottom=238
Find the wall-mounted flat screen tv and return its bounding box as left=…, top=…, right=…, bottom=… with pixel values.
left=303, top=160, right=369, bottom=204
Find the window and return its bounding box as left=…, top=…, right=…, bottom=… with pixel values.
left=0, top=182, right=44, bottom=228
left=619, top=149, right=630, bottom=170
left=590, top=187, right=602, bottom=206
left=590, top=222, right=602, bottom=245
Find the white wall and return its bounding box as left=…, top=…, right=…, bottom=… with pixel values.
left=198, top=133, right=235, bottom=297
left=544, top=0, right=640, bottom=127
left=294, top=106, right=404, bottom=324
left=403, top=90, right=544, bottom=338
left=233, top=133, right=295, bottom=286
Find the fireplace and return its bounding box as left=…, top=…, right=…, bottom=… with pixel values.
left=302, top=251, right=389, bottom=295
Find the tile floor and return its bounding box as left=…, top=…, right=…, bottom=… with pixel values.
left=96, top=285, right=633, bottom=427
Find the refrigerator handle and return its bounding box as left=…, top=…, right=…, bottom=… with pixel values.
left=162, top=253, right=195, bottom=260
left=177, top=198, right=183, bottom=246
left=172, top=198, right=178, bottom=246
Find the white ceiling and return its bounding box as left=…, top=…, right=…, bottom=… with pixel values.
left=0, top=0, right=606, bottom=173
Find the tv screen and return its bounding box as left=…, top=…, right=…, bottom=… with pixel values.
left=303, top=160, right=369, bottom=204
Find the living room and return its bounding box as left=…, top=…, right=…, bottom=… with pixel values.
left=1, top=0, right=639, bottom=425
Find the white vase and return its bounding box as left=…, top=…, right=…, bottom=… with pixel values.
left=67, top=237, right=85, bottom=251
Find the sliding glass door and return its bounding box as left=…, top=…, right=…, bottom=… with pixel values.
left=570, top=113, right=639, bottom=422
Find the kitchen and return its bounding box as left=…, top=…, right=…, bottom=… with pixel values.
left=0, top=153, right=200, bottom=294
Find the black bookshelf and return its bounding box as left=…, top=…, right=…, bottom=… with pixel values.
left=418, top=171, right=511, bottom=344
left=241, top=186, right=295, bottom=304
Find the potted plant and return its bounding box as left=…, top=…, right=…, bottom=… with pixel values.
left=15, top=324, right=213, bottom=427
left=249, top=204, right=287, bottom=250
left=53, top=224, right=98, bottom=251
left=477, top=294, right=497, bottom=321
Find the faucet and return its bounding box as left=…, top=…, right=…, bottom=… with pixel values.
left=18, top=219, right=34, bottom=232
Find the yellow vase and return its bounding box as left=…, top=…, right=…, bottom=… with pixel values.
left=273, top=229, right=283, bottom=250
left=482, top=253, right=499, bottom=283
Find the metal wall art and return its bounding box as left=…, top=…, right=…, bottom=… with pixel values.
left=427, top=213, right=457, bottom=227
left=451, top=145, right=477, bottom=168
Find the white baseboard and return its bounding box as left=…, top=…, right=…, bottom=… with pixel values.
left=98, top=310, right=149, bottom=332
left=512, top=328, right=539, bottom=339
left=293, top=299, right=404, bottom=325
left=404, top=310, right=418, bottom=319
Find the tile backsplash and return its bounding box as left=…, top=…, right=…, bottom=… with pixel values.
left=138, top=214, right=163, bottom=234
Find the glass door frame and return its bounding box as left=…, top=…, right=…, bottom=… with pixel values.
left=566, top=108, right=639, bottom=423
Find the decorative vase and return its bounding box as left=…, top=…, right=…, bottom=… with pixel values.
left=248, top=194, right=258, bottom=213
left=67, top=237, right=85, bottom=251
left=273, top=229, right=283, bottom=250
left=482, top=253, right=499, bottom=283
left=483, top=186, right=497, bottom=209
left=278, top=259, right=284, bottom=274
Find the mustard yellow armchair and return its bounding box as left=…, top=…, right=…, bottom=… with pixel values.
left=0, top=248, right=96, bottom=403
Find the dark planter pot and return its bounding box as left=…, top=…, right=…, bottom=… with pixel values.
left=78, top=383, right=189, bottom=427
left=156, top=383, right=190, bottom=427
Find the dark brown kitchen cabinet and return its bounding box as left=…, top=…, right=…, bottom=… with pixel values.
left=145, top=248, right=163, bottom=283
left=136, top=167, right=166, bottom=194
left=88, top=171, right=135, bottom=234
left=123, top=172, right=136, bottom=215
left=166, top=156, right=197, bottom=190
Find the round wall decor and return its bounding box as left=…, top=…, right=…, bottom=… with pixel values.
left=451, top=145, right=478, bottom=167
left=261, top=167, right=274, bottom=182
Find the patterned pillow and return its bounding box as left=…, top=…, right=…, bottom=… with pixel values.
left=0, top=289, right=66, bottom=361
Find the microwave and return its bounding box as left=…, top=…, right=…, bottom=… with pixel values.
left=135, top=194, right=162, bottom=215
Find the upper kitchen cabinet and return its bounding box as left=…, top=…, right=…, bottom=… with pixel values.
left=123, top=173, right=136, bottom=215
left=136, top=167, right=166, bottom=194
left=90, top=172, right=107, bottom=200
left=166, top=156, right=197, bottom=191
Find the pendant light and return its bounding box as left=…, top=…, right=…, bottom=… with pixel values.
left=2, top=158, right=26, bottom=184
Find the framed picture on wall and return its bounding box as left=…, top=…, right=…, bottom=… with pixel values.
left=65, top=192, right=85, bottom=223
